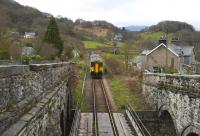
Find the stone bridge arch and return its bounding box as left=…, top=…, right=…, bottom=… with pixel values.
left=143, top=73, right=200, bottom=136
left=181, top=125, right=200, bottom=136
left=158, top=104, right=177, bottom=135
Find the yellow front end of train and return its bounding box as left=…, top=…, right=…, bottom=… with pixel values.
left=90, top=54, right=103, bottom=78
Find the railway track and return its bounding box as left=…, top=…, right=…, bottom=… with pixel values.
left=92, top=79, right=98, bottom=136
left=92, top=79, right=119, bottom=136
left=126, top=103, right=151, bottom=136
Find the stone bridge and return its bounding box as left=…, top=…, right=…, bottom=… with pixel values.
left=0, top=62, right=76, bottom=136
left=143, top=73, right=200, bottom=136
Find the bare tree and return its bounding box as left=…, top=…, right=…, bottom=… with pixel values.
left=9, top=43, right=22, bottom=60
left=39, top=43, right=58, bottom=60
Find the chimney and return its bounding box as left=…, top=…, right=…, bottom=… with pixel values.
left=171, top=37, right=180, bottom=45
left=159, top=36, right=167, bottom=45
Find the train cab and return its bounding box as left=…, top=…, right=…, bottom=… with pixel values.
left=90, top=54, right=103, bottom=79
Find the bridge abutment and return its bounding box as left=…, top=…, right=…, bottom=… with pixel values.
left=0, top=62, right=76, bottom=136
left=143, top=73, right=200, bottom=135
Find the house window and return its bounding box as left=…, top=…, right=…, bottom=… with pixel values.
left=171, top=58, right=174, bottom=68
left=184, top=56, right=190, bottom=64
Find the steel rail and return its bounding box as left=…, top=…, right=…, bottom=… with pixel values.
left=127, top=103, right=151, bottom=136
left=99, top=79, right=119, bottom=136
left=92, top=79, right=98, bottom=136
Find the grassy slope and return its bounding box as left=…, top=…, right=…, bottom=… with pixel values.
left=140, top=31, right=174, bottom=41
left=102, top=52, right=124, bottom=60
left=141, top=32, right=165, bottom=40
left=83, top=40, right=105, bottom=48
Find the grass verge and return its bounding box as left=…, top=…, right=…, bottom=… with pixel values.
left=107, top=75, right=150, bottom=112
left=74, top=59, right=88, bottom=112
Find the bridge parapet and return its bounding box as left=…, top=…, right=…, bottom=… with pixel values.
left=143, top=73, right=200, bottom=97
left=0, top=62, right=75, bottom=135
left=143, top=73, right=200, bottom=135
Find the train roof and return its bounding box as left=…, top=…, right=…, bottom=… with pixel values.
left=90, top=54, right=102, bottom=62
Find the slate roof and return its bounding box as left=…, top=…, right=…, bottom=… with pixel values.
left=146, top=43, right=179, bottom=56
left=146, top=43, right=194, bottom=57
left=167, top=44, right=194, bottom=56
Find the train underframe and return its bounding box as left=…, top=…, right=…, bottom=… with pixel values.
left=90, top=72, right=103, bottom=79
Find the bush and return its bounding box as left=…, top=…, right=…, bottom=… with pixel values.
left=104, top=57, right=124, bottom=75
left=31, top=55, right=43, bottom=61
left=162, top=66, right=177, bottom=74
left=25, top=43, right=33, bottom=47
left=0, top=50, right=9, bottom=59
left=22, top=55, right=43, bottom=64
left=0, top=36, right=11, bottom=59
left=39, top=43, right=58, bottom=60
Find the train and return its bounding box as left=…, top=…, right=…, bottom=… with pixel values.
left=90, top=54, right=103, bottom=79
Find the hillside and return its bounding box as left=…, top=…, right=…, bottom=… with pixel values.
left=73, top=19, right=120, bottom=40
left=0, top=0, right=46, bottom=33
left=0, top=0, right=120, bottom=41
left=0, top=0, right=126, bottom=61
left=1, top=1, right=199, bottom=61
left=149, top=21, right=195, bottom=33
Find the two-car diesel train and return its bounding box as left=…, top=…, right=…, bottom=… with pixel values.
left=90, top=54, right=103, bottom=79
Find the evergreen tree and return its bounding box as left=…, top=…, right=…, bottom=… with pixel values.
left=43, top=16, right=63, bottom=55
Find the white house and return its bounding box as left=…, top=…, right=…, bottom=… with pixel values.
left=24, top=32, right=36, bottom=39
left=113, top=34, right=123, bottom=41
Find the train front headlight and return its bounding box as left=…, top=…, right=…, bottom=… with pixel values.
left=90, top=67, right=94, bottom=72
left=99, top=67, right=103, bottom=72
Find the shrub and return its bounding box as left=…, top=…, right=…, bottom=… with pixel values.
left=104, top=57, right=124, bottom=75
left=22, top=55, right=31, bottom=64
left=0, top=37, right=11, bottom=59
left=25, top=43, right=33, bottom=47
left=22, top=55, right=43, bottom=64
left=162, top=66, right=177, bottom=74
left=31, top=55, right=43, bottom=61
left=39, top=43, right=58, bottom=60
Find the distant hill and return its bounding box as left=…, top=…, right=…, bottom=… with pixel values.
left=149, top=21, right=195, bottom=33
left=125, top=25, right=147, bottom=31
left=0, top=0, right=46, bottom=32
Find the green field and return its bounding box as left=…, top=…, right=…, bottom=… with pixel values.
left=83, top=40, right=105, bottom=48
left=102, top=52, right=124, bottom=60
left=141, top=31, right=174, bottom=41
left=141, top=32, right=165, bottom=40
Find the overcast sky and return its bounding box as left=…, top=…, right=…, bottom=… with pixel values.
left=15, top=0, right=200, bottom=30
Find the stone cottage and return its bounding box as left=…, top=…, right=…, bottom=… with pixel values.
left=133, top=38, right=196, bottom=73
